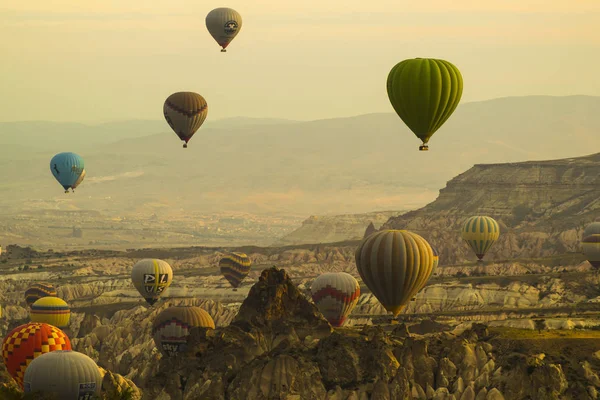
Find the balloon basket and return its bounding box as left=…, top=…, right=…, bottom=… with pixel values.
left=183, top=143, right=188, bottom=148
left=221, top=49, right=227, bottom=52
left=419, top=144, right=429, bottom=151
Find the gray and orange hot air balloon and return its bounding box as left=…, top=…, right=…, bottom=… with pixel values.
left=219, top=252, right=252, bottom=289
left=163, top=92, right=208, bottom=148
left=387, top=58, right=463, bottom=151
left=355, top=230, right=435, bottom=317
left=152, top=306, right=215, bottom=357
left=206, top=8, right=243, bottom=52
left=311, top=272, right=360, bottom=327
left=461, top=216, right=500, bottom=262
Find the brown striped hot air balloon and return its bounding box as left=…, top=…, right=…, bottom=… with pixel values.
left=219, top=252, right=252, bottom=289
left=355, top=230, right=435, bottom=317
left=311, top=272, right=360, bottom=327
left=461, top=216, right=500, bottom=262
left=24, top=283, right=57, bottom=308
left=163, top=92, right=208, bottom=148
left=2, top=323, right=72, bottom=388
left=152, top=306, right=215, bottom=357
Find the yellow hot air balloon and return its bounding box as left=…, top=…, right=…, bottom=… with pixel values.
left=152, top=306, right=215, bottom=357
left=311, top=272, right=360, bottom=327
left=131, top=259, right=173, bottom=306
left=355, top=230, right=435, bottom=317
left=206, top=8, right=243, bottom=52
left=163, top=92, right=208, bottom=148
left=23, top=350, right=102, bottom=400
left=461, top=216, right=500, bottom=261
left=30, top=297, right=71, bottom=329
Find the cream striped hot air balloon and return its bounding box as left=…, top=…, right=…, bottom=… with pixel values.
left=355, top=230, right=435, bottom=317
left=311, top=272, right=360, bottom=327
left=131, top=259, right=173, bottom=306
left=461, top=216, right=500, bottom=262
left=23, top=350, right=102, bottom=400
left=30, top=297, right=70, bottom=329
left=163, top=92, right=208, bottom=148
left=206, top=8, right=243, bottom=52
left=219, top=252, right=252, bottom=289
left=152, top=306, right=215, bottom=357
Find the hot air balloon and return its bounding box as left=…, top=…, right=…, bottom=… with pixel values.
left=152, top=306, right=215, bottom=357
left=582, top=235, right=600, bottom=268
left=431, top=245, right=440, bottom=274
left=311, top=272, right=360, bottom=327
left=206, top=8, right=242, bottom=52
left=219, top=252, right=252, bottom=289
left=23, top=350, right=102, bottom=400
left=584, top=222, right=600, bottom=238
left=25, top=283, right=57, bottom=308
left=355, top=230, right=435, bottom=317
left=461, top=216, right=500, bottom=262
left=2, top=323, right=71, bottom=388
left=387, top=58, right=463, bottom=151
left=30, top=297, right=70, bottom=329
left=163, top=92, right=208, bottom=148
left=131, top=259, right=173, bottom=306
left=50, top=152, right=85, bottom=193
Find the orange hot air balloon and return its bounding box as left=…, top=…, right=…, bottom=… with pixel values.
left=2, top=323, right=71, bottom=388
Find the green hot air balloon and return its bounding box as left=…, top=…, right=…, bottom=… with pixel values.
left=355, top=230, right=435, bottom=317
left=387, top=58, right=463, bottom=151
left=461, top=216, right=500, bottom=262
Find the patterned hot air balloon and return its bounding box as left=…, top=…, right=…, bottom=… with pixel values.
left=25, top=283, right=57, bottom=308
left=131, top=259, right=173, bottom=306
left=50, top=152, right=85, bottom=193
left=30, top=297, right=71, bottom=329
left=311, top=272, right=360, bottom=327
left=2, top=323, right=71, bottom=388
left=219, top=252, right=252, bottom=289
left=582, top=235, right=600, bottom=268
left=163, top=92, right=208, bottom=148
left=387, top=58, right=463, bottom=151
left=461, top=216, right=500, bottom=261
left=206, top=8, right=243, bottom=52
left=152, top=306, right=215, bottom=357
left=355, top=230, right=435, bottom=317
left=23, top=350, right=102, bottom=400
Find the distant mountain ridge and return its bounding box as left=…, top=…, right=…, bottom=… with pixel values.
left=0, top=95, right=598, bottom=219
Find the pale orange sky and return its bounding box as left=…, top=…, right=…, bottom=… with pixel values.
left=1, top=0, right=599, bottom=122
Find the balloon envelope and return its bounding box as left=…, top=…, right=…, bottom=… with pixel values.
left=206, top=7, right=242, bottom=51
left=387, top=58, right=463, bottom=151
left=355, top=230, right=435, bottom=317
left=23, top=350, right=102, bottom=400
left=152, top=306, right=215, bottom=357
left=461, top=216, right=500, bottom=261
left=25, top=283, right=57, bottom=308
left=582, top=234, right=600, bottom=268
left=131, top=259, right=173, bottom=305
left=219, top=252, right=252, bottom=288
left=30, top=296, right=71, bottom=329
left=163, top=92, right=208, bottom=148
left=50, top=152, right=85, bottom=192
left=311, top=272, right=360, bottom=327
left=584, top=222, right=600, bottom=238
left=2, top=323, right=71, bottom=388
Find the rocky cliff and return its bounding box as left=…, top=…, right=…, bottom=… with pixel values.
left=382, top=152, right=600, bottom=265
left=273, top=211, right=403, bottom=247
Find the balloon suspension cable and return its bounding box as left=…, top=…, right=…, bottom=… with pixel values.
left=419, top=143, right=429, bottom=151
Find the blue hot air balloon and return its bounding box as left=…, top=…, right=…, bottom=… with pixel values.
left=50, top=153, right=85, bottom=193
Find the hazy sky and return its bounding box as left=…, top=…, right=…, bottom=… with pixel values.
left=1, top=1, right=599, bottom=122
